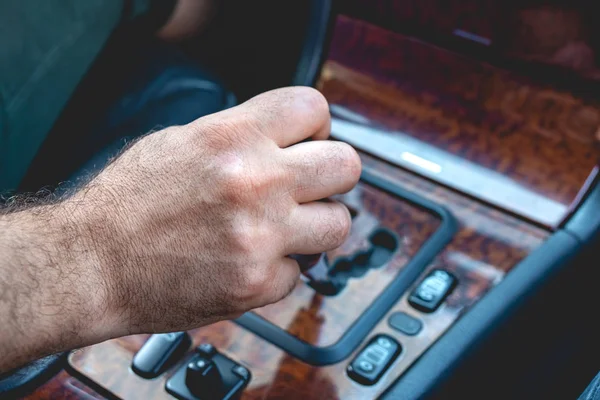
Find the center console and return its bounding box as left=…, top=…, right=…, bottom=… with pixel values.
left=25, top=1, right=600, bottom=399
left=66, top=154, right=546, bottom=399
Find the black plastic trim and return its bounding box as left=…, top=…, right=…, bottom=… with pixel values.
left=564, top=180, right=600, bottom=245
left=380, top=230, right=582, bottom=400
left=292, top=0, right=334, bottom=86
left=0, top=353, right=67, bottom=398
left=235, top=168, right=458, bottom=366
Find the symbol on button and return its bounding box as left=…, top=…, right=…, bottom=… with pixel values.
left=417, top=289, right=435, bottom=301
left=377, top=337, right=393, bottom=349
left=196, top=343, right=216, bottom=357
left=358, top=360, right=375, bottom=372
left=232, top=365, right=250, bottom=380
left=434, top=270, right=450, bottom=281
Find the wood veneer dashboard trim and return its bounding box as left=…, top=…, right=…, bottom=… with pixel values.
left=317, top=15, right=600, bottom=230
left=334, top=2, right=600, bottom=102
left=235, top=167, right=458, bottom=366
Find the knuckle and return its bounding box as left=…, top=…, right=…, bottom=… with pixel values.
left=220, top=179, right=247, bottom=205
left=242, top=267, right=269, bottom=295
left=228, top=219, right=274, bottom=261
left=232, top=264, right=271, bottom=305
left=218, top=165, right=254, bottom=205
left=196, top=120, right=237, bottom=150
left=265, top=264, right=298, bottom=304
left=228, top=220, right=258, bottom=255
left=297, top=87, right=329, bottom=117
left=192, top=113, right=258, bottom=152
left=217, top=160, right=277, bottom=206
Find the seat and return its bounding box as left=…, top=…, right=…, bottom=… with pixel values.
left=20, top=40, right=235, bottom=193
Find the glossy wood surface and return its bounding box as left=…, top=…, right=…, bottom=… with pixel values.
left=22, top=370, right=105, bottom=400
left=342, top=1, right=600, bottom=81
left=319, top=16, right=600, bottom=227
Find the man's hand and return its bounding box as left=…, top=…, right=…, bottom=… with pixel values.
left=0, top=87, right=361, bottom=372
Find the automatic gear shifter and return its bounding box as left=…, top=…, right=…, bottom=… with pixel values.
left=292, top=228, right=399, bottom=296
left=293, top=253, right=346, bottom=296
left=292, top=253, right=330, bottom=282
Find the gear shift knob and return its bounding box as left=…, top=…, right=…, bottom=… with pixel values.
left=185, top=357, right=222, bottom=397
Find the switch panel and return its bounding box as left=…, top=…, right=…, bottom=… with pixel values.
left=347, top=335, right=401, bottom=385
left=131, top=332, right=191, bottom=379
left=408, top=269, right=457, bottom=313
left=166, top=344, right=251, bottom=400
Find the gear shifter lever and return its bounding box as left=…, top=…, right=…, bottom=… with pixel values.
left=293, top=253, right=345, bottom=296
left=291, top=253, right=330, bottom=283
left=294, top=228, right=399, bottom=296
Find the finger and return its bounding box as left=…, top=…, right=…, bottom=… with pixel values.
left=252, top=257, right=301, bottom=307
left=282, top=140, right=362, bottom=203
left=240, top=86, right=331, bottom=147
left=285, top=201, right=352, bottom=254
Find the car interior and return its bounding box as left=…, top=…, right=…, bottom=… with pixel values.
left=2, top=0, right=600, bottom=399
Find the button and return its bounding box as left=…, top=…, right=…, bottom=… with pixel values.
left=358, top=360, right=375, bottom=372
left=416, top=289, right=435, bottom=302
left=366, top=345, right=389, bottom=361
left=377, top=337, right=394, bottom=349
left=388, top=312, right=423, bottom=336
left=192, top=359, right=208, bottom=369
left=164, top=332, right=180, bottom=341
left=196, top=343, right=217, bottom=357
left=408, top=269, right=457, bottom=313
left=232, top=365, right=250, bottom=381
left=185, top=357, right=222, bottom=397
left=364, top=348, right=386, bottom=364
left=347, top=334, right=401, bottom=385
left=131, top=332, right=191, bottom=379
left=166, top=352, right=252, bottom=400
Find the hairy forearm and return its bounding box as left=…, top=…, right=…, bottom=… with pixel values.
left=0, top=201, right=110, bottom=372
left=0, top=87, right=360, bottom=375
